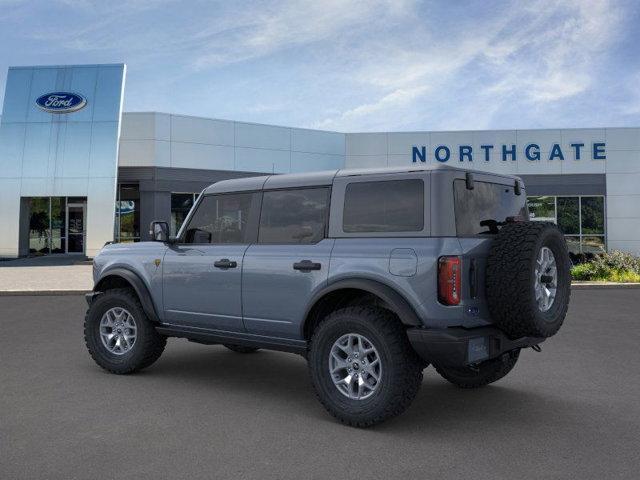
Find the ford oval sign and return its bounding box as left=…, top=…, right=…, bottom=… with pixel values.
left=35, top=92, right=87, bottom=114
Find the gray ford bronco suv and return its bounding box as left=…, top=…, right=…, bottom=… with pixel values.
left=85, top=165, right=571, bottom=427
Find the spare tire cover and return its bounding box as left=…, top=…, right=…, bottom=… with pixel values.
left=485, top=221, right=571, bottom=339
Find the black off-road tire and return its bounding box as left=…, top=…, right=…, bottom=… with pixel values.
left=223, top=344, right=260, bottom=353
left=486, top=221, right=571, bottom=339
left=435, top=349, right=520, bottom=389
left=84, top=288, right=167, bottom=374
left=308, top=306, right=423, bottom=427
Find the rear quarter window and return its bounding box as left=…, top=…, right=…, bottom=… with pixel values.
left=343, top=179, right=424, bottom=233
left=454, top=179, right=528, bottom=235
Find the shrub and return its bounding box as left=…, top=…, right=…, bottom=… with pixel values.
left=570, top=250, right=640, bottom=282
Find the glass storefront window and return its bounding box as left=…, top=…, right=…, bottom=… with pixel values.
left=527, top=196, right=556, bottom=222
left=27, top=196, right=85, bottom=255
left=564, top=236, right=582, bottom=255
left=171, top=193, right=198, bottom=235
left=582, top=236, right=606, bottom=254
left=50, top=197, right=66, bottom=254
left=527, top=195, right=605, bottom=254
left=115, top=184, right=140, bottom=242
left=29, top=197, right=50, bottom=255
left=557, top=197, right=579, bottom=235
left=581, top=197, right=605, bottom=234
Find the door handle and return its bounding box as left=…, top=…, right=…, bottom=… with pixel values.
left=293, top=260, right=321, bottom=271
left=214, top=258, right=237, bottom=269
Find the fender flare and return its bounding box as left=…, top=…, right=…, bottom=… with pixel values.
left=304, top=278, right=422, bottom=329
left=94, top=267, right=160, bottom=323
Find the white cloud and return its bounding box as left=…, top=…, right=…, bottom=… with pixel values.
left=1, top=0, right=631, bottom=130
left=190, top=0, right=413, bottom=69
left=314, top=0, right=625, bottom=130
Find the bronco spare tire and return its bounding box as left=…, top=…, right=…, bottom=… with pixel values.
left=486, top=221, right=571, bottom=339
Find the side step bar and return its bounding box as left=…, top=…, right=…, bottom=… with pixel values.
left=155, top=324, right=308, bottom=356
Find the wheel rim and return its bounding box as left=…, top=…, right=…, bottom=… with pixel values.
left=329, top=333, right=382, bottom=400
left=99, top=307, right=137, bottom=355
left=534, top=246, right=558, bottom=312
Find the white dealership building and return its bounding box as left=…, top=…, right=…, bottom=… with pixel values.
left=1, top=63, right=639, bottom=258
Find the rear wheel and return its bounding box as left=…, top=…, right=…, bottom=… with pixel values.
left=308, top=307, right=423, bottom=427
left=434, top=349, right=520, bottom=389
left=84, top=288, right=166, bottom=374
left=223, top=344, right=260, bottom=354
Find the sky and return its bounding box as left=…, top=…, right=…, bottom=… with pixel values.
left=0, top=0, right=638, bottom=132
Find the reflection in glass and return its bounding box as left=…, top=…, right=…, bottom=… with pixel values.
left=26, top=196, right=87, bottom=255
left=115, top=184, right=140, bottom=242
left=51, top=197, right=66, bottom=242
left=29, top=197, right=50, bottom=254
left=581, top=197, right=605, bottom=234
left=582, top=236, right=606, bottom=254
left=171, top=193, right=196, bottom=236
left=527, top=196, right=556, bottom=222
left=557, top=197, right=579, bottom=235
left=51, top=234, right=66, bottom=254
left=67, top=205, right=85, bottom=253
left=565, top=236, right=581, bottom=255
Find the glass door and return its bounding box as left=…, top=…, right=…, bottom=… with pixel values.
left=66, top=203, right=86, bottom=254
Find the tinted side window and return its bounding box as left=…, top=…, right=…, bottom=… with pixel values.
left=453, top=180, right=528, bottom=235
left=183, top=193, right=254, bottom=244
left=343, top=179, right=424, bottom=233
left=259, top=188, right=329, bottom=244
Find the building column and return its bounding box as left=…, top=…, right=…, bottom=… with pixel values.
left=139, top=188, right=171, bottom=241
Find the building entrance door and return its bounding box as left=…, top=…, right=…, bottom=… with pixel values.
left=66, top=203, right=86, bottom=254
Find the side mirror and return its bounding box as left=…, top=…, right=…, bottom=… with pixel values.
left=149, top=221, right=169, bottom=242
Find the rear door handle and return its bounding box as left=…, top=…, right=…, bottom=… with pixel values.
left=293, top=260, right=321, bottom=271
left=214, top=258, right=237, bottom=269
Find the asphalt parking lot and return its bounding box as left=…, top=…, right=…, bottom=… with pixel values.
left=1, top=289, right=639, bottom=480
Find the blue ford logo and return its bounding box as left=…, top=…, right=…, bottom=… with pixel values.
left=35, top=92, right=87, bottom=114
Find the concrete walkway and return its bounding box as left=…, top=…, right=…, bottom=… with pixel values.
left=0, top=256, right=92, bottom=294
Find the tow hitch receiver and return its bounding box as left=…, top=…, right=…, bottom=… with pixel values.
left=407, top=326, right=546, bottom=367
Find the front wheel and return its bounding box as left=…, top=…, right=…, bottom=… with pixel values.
left=435, top=349, right=520, bottom=389
left=308, top=307, right=423, bottom=427
left=84, top=288, right=167, bottom=374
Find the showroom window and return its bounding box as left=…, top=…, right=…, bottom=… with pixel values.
left=527, top=196, right=606, bottom=254
left=27, top=196, right=86, bottom=255
left=114, top=184, right=140, bottom=242
left=171, top=193, right=199, bottom=235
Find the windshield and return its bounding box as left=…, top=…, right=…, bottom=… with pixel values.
left=453, top=179, right=528, bottom=235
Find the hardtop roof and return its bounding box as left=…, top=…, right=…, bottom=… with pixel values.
left=202, top=164, right=521, bottom=194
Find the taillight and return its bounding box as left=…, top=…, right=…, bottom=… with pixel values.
left=438, top=256, right=461, bottom=305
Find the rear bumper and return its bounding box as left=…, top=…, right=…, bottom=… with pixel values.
left=407, top=326, right=544, bottom=367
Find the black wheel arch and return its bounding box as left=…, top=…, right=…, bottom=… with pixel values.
left=93, top=268, right=160, bottom=323
left=302, top=278, right=422, bottom=340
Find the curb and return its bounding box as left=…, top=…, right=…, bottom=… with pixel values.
left=572, top=282, right=640, bottom=289
left=0, top=290, right=91, bottom=296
